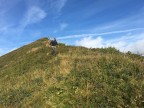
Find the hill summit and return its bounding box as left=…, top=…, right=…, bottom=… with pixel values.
left=0, top=38, right=144, bottom=108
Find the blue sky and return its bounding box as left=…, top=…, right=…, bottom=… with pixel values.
left=0, top=0, right=144, bottom=56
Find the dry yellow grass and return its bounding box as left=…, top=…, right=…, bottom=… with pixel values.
left=27, top=47, right=41, bottom=54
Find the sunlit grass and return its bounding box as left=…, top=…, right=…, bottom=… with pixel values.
left=0, top=38, right=144, bottom=107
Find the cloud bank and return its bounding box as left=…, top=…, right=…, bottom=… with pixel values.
left=75, top=33, right=144, bottom=55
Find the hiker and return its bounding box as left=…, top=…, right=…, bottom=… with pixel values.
left=50, top=38, right=58, bottom=55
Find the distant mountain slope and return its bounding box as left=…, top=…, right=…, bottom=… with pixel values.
left=0, top=38, right=144, bottom=108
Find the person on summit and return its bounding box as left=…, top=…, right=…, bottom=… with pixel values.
left=50, top=38, right=58, bottom=55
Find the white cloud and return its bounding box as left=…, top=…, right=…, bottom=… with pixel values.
left=0, top=7, right=12, bottom=33
left=53, top=22, right=68, bottom=33
left=56, top=0, right=67, bottom=12
left=0, top=49, right=3, bottom=56
left=76, top=36, right=104, bottom=48
left=75, top=33, right=144, bottom=55
left=49, top=0, right=67, bottom=13
left=0, top=24, right=14, bottom=34
left=25, top=0, right=67, bottom=17
left=0, top=47, right=17, bottom=56
left=91, top=6, right=144, bottom=33
left=124, top=39, right=144, bottom=55
left=22, top=6, right=47, bottom=27
left=60, top=23, right=68, bottom=30
left=57, top=28, right=144, bottom=40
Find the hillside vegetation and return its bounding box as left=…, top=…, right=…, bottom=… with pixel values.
left=0, top=38, right=144, bottom=108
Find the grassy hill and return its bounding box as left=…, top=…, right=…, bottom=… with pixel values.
left=0, top=38, right=144, bottom=108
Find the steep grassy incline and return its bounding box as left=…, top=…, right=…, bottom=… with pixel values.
left=0, top=38, right=144, bottom=108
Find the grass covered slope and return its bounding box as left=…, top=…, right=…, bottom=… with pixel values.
left=0, top=38, right=144, bottom=108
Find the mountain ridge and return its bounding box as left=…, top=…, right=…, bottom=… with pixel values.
left=0, top=38, right=144, bottom=108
